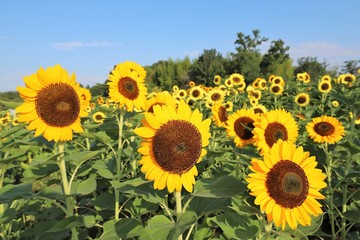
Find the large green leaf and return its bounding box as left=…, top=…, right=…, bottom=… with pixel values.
left=0, top=182, right=33, bottom=203
left=66, top=150, right=102, bottom=165
left=140, top=215, right=174, bottom=240
left=74, top=177, right=97, bottom=195
left=207, top=213, right=260, bottom=239
left=188, top=197, right=231, bottom=216
left=101, top=218, right=144, bottom=239
left=192, top=175, right=247, bottom=198
left=43, top=215, right=96, bottom=233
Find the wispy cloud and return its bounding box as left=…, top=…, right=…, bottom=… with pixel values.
left=52, top=41, right=121, bottom=50
left=289, top=41, right=360, bottom=64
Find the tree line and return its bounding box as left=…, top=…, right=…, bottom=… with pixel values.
left=1, top=29, right=359, bottom=107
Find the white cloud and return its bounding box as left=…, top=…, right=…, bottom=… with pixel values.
left=52, top=41, right=121, bottom=50
left=289, top=41, right=360, bottom=64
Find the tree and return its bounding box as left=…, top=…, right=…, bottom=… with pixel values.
left=293, top=57, right=327, bottom=81
left=260, top=39, right=290, bottom=77
left=341, top=60, right=360, bottom=74
left=230, top=29, right=268, bottom=82
left=188, top=49, right=226, bottom=86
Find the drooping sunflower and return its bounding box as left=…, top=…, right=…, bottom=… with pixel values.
left=211, top=102, right=228, bottom=128
left=134, top=100, right=211, bottom=193
left=306, top=115, right=345, bottom=144
left=92, top=111, right=106, bottom=124
left=318, top=80, right=332, bottom=93
left=226, top=108, right=260, bottom=148
left=144, top=91, right=177, bottom=113
left=253, top=109, right=299, bottom=155
left=15, top=64, right=89, bottom=142
left=294, top=93, right=310, bottom=107
left=246, top=140, right=327, bottom=230
left=108, top=61, right=148, bottom=112
left=269, top=84, right=284, bottom=96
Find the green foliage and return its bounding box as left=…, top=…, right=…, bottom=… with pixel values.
left=294, top=57, right=328, bottom=81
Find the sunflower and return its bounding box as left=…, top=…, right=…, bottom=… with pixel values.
left=213, top=75, right=222, bottom=85
left=224, top=78, right=233, bottom=88
left=294, top=93, right=310, bottom=107
left=251, top=104, right=267, bottom=115
left=272, top=76, right=285, bottom=86
left=296, top=72, right=310, bottom=83
left=229, top=73, right=245, bottom=86
left=253, top=109, right=298, bottom=155
left=248, top=89, right=262, bottom=101
left=258, top=78, right=267, bottom=90
left=92, top=111, right=106, bottom=124
left=224, top=101, right=234, bottom=112
left=332, top=100, right=339, bottom=108
left=189, top=81, right=196, bottom=88
left=306, top=115, right=345, bottom=144
left=269, top=84, right=284, bottom=96
left=15, top=64, right=89, bottom=142
left=318, top=80, right=332, bottom=93
left=340, top=73, right=356, bottom=85
left=226, top=109, right=259, bottom=147
left=134, top=100, right=211, bottom=193
left=188, top=86, right=205, bottom=101
left=246, top=140, right=327, bottom=230
left=211, top=102, right=228, bottom=128
left=144, top=91, right=177, bottom=113
left=108, top=61, right=148, bottom=112
left=321, top=75, right=331, bottom=82
left=172, top=85, right=179, bottom=92
left=206, top=88, right=225, bottom=105
left=177, top=89, right=188, bottom=99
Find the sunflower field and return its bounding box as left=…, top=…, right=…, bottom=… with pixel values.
left=0, top=62, right=359, bottom=240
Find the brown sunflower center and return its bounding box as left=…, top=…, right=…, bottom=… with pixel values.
left=264, top=122, right=288, bottom=147
left=253, top=108, right=264, bottom=114
left=211, top=93, right=221, bottom=101
left=95, top=114, right=103, bottom=120
left=192, top=89, right=200, bottom=98
left=218, top=106, right=228, bottom=123
left=314, top=122, right=335, bottom=136
left=271, top=85, right=280, bottom=93
left=266, top=160, right=309, bottom=208
left=320, top=82, right=330, bottom=90
left=233, top=77, right=241, bottom=83
left=35, top=83, right=80, bottom=127
left=234, top=117, right=254, bottom=140
left=117, top=77, right=139, bottom=100
left=152, top=120, right=202, bottom=174
left=147, top=103, right=165, bottom=113
left=297, top=96, right=307, bottom=104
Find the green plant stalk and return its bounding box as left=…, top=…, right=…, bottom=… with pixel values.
left=58, top=142, right=78, bottom=240
left=114, top=109, right=125, bottom=220
left=174, top=191, right=183, bottom=240
left=341, top=154, right=352, bottom=240
left=323, top=143, right=336, bottom=240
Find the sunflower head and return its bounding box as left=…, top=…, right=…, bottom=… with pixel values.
left=306, top=115, right=345, bottom=144
left=15, top=64, right=89, bottom=142
left=213, top=75, right=222, bottom=85
left=318, top=80, right=332, bottom=93
left=253, top=109, right=299, bottom=155
left=92, top=111, right=106, bottom=124
left=144, top=91, right=177, bottom=113
left=294, top=93, right=310, bottom=107
left=269, top=84, right=284, bottom=96
left=108, top=61, right=148, bottom=112
left=246, top=140, right=326, bottom=230
left=226, top=108, right=260, bottom=148
left=211, top=102, right=228, bottom=128
left=134, top=100, right=211, bottom=193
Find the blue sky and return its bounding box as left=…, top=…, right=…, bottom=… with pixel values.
left=1, top=1, right=360, bottom=92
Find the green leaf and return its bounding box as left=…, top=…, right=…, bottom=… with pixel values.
left=0, top=208, right=16, bottom=224
left=111, top=177, right=166, bottom=204
left=0, top=100, right=22, bottom=109
left=81, top=131, right=112, bottom=144
left=66, top=150, right=101, bottom=164
left=101, top=218, right=144, bottom=239
left=207, top=213, right=260, bottom=239
left=343, top=210, right=360, bottom=222
left=0, top=182, right=33, bottom=203
left=98, top=168, right=114, bottom=179
left=0, top=124, right=25, bottom=139
left=31, top=152, right=62, bottom=166
left=75, top=177, right=97, bottom=195
left=168, top=211, right=198, bottom=240
left=140, top=215, right=174, bottom=240
left=44, top=215, right=96, bottom=233
left=188, top=197, right=231, bottom=216
left=192, top=175, right=247, bottom=198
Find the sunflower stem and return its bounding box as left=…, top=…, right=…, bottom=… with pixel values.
left=323, top=143, right=336, bottom=240
left=114, top=109, right=125, bottom=220
left=341, top=154, right=352, bottom=240
left=57, top=142, right=78, bottom=240
left=174, top=191, right=183, bottom=240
